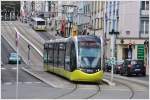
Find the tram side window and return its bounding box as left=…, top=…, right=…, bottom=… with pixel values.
left=43, top=49, right=48, bottom=64
left=59, top=43, right=65, bottom=67
left=65, top=42, right=71, bottom=71
left=43, top=44, right=48, bottom=64
left=54, top=43, right=58, bottom=67
left=48, top=44, right=53, bottom=66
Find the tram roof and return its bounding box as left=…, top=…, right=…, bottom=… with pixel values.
left=77, top=35, right=100, bottom=42
left=45, top=37, right=71, bottom=43
left=45, top=35, right=100, bottom=44
left=31, top=17, right=45, bottom=21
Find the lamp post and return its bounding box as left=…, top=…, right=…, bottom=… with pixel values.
left=68, top=16, right=73, bottom=37
left=28, top=44, right=31, bottom=66
left=109, top=29, right=119, bottom=82
left=144, top=40, right=149, bottom=75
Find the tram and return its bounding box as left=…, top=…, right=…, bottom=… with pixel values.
left=30, top=17, right=46, bottom=31
left=43, top=35, right=104, bottom=82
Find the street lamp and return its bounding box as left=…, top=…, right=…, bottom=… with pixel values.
left=109, top=29, right=119, bottom=82
left=68, top=16, right=73, bottom=37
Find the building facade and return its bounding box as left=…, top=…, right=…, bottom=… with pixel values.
left=105, top=1, right=149, bottom=75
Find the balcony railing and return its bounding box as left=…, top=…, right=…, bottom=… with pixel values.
left=140, top=10, right=149, bottom=17
left=140, top=32, right=149, bottom=38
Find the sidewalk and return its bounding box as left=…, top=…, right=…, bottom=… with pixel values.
left=104, top=72, right=149, bottom=86
left=22, top=66, right=75, bottom=89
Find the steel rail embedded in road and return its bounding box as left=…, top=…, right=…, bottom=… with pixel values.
left=115, top=80, right=134, bottom=99
left=105, top=76, right=134, bottom=99
left=54, top=83, right=78, bottom=99
left=85, top=83, right=101, bottom=99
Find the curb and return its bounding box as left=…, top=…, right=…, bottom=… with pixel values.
left=102, top=79, right=116, bottom=86
left=22, top=67, right=58, bottom=88
left=104, top=72, right=149, bottom=87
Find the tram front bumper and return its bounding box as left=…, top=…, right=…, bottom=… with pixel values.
left=70, top=70, right=104, bottom=82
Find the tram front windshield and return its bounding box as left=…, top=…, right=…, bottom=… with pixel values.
left=78, top=41, right=101, bottom=68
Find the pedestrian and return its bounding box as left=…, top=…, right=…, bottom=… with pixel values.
left=82, top=29, right=86, bottom=35
left=56, top=30, right=59, bottom=36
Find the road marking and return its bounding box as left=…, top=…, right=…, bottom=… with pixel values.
left=12, top=67, right=17, bottom=70
left=1, top=67, right=6, bottom=70
left=34, top=82, right=42, bottom=84
left=23, top=81, right=42, bottom=84
left=4, top=82, right=12, bottom=85
left=1, top=67, right=21, bottom=70
left=3, top=81, right=42, bottom=85
left=24, top=82, right=33, bottom=84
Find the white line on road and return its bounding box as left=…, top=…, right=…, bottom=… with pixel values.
left=24, top=82, right=33, bottom=84
left=12, top=67, right=17, bottom=70
left=1, top=67, right=19, bottom=70
left=34, top=82, right=42, bottom=84
left=3, top=81, right=42, bottom=85
left=1, top=67, right=6, bottom=70
left=4, top=82, right=12, bottom=85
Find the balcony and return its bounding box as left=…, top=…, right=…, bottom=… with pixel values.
left=140, top=10, right=149, bottom=17
left=140, top=32, right=149, bottom=38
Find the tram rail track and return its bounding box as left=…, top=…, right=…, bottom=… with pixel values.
left=85, top=83, right=101, bottom=99
left=54, top=83, right=78, bottom=99
left=115, top=80, right=134, bottom=99
left=104, top=76, right=136, bottom=99
left=54, top=82, right=102, bottom=99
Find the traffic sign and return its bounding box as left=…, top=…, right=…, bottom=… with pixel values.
left=137, top=45, right=144, bottom=60
left=110, top=57, right=116, bottom=65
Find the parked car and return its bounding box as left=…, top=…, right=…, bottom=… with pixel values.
left=8, top=53, right=21, bottom=64
left=104, top=60, right=111, bottom=72
left=120, top=59, right=145, bottom=76
left=114, top=60, right=124, bottom=74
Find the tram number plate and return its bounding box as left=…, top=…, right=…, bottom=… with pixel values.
left=87, top=69, right=93, bottom=73
left=135, top=69, right=140, bottom=71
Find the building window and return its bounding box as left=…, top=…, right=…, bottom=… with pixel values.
left=97, top=18, right=99, bottom=29
left=109, top=21, right=111, bottom=32
left=140, top=19, right=149, bottom=34
left=109, top=2, right=112, bottom=16
left=98, top=1, right=100, bottom=13
left=145, top=21, right=149, bottom=34
left=146, top=1, right=149, bottom=10
left=95, top=1, right=96, bottom=14
left=141, top=1, right=149, bottom=10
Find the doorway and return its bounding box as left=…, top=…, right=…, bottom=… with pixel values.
left=122, top=48, right=132, bottom=59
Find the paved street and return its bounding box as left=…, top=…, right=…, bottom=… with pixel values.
left=1, top=21, right=149, bottom=99
left=1, top=1, right=149, bottom=99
